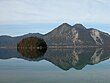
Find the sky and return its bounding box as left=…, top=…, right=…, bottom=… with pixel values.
left=0, top=0, right=110, bottom=36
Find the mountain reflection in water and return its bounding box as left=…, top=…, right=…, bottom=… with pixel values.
left=0, top=47, right=110, bottom=70
left=43, top=48, right=110, bottom=70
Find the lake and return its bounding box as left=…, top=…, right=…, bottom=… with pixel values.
left=0, top=47, right=110, bottom=83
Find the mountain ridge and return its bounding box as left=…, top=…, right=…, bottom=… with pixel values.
left=0, top=23, right=110, bottom=47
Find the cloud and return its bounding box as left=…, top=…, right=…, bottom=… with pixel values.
left=0, top=0, right=110, bottom=24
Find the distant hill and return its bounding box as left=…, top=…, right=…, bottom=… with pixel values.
left=0, top=33, right=43, bottom=47
left=0, top=23, right=110, bottom=47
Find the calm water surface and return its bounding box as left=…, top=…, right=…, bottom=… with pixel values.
left=0, top=48, right=110, bottom=83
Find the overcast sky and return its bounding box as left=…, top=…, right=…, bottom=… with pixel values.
left=0, top=0, right=110, bottom=36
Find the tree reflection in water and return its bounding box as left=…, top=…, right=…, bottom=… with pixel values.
left=17, top=47, right=47, bottom=60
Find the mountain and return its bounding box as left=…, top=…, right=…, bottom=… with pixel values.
left=44, top=23, right=110, bottom=46
left=0, top=23, right=110, bottom=47
left=44, top=23, right=72, bottom=45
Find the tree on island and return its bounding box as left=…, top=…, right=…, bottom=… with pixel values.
left=17, top=37, right=47, bottom=60
left=17, top=36, right=47, bottom=49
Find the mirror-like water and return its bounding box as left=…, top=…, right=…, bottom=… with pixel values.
left=0, top=47, right=110, bottom=83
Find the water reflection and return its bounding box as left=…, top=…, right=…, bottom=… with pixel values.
left=17, top=47, right=47, bottom=60
left=0, top=47, right=110, bottom=70
left=44, top=48, right=110, bottom=70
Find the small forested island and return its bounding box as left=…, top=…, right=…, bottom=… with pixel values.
left=17, top=37, right=47, bottom=49
left=17, top=37, right=47, bottom=59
